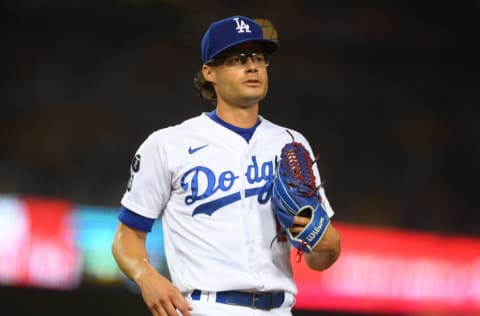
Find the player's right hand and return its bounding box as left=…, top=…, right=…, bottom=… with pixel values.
left=138, top=265, right=192, bottom=316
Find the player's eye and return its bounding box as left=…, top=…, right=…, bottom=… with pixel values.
left=223, top=52, right=269, bottom=68
left=209, top=52, right=270, bottom=68
left=224, top=54, right=243, bottom=67
left=252, top=53, right=266, bottom=63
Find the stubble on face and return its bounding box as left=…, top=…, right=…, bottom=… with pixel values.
left=215, top=50, right=269, bottom=108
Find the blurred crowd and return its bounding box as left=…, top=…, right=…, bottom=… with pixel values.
left=1, top=1, right=479, bottom=237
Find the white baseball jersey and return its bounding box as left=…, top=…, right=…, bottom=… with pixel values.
left=120, top=112, right=334, bottom=303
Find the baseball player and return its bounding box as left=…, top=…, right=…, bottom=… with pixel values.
left=112, top=15, right=341, bottom=316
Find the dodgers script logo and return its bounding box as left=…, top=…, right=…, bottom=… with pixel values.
left=180, top=156, right=273, bottom=216
left=233, top=17, right=251, bottom=33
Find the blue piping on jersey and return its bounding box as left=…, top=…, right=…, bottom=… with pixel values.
left=118, top=205, right=155, bottom=232
left=208, top=110, right=260, bottom=143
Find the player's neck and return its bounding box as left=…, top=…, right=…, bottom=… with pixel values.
left=215, top=103, right=259, bottom=128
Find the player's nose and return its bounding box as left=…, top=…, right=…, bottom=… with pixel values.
left=245, top=57, right=258, bottom=72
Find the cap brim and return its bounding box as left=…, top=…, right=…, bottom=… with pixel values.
left=209, top=38, right=278, bottom=60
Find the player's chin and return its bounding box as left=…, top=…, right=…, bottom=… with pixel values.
left=242, top=87, right=268, bottom=101
left=241, top=95, right=266, bottom=107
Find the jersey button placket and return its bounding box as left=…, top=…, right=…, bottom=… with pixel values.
left=240, top=150, right=256, bottom=272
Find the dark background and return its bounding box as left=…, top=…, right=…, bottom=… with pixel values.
left=2, top=0, right=479, bottom=315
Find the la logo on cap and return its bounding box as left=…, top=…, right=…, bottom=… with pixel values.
left=200, top=15, right=278, bottom=62
left=233, top=17, right=251, bottom=33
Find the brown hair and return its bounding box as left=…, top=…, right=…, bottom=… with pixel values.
left=194, top=70, right=216, bottom=105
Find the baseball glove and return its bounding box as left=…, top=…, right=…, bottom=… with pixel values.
left=271, top=131, right=330, bottom=255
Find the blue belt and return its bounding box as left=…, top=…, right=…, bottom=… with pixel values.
left=191, top=289, right=285, bottom=310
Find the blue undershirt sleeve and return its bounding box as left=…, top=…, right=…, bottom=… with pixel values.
left=118, top=206, right=155, bottom=232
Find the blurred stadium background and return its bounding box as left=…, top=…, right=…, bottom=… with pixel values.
left=1, top=1, right=479, bottom=315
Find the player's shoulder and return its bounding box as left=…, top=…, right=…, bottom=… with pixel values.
left=259, top=116, right=309, bottom=144
left=146, top=113, right=209, bottom=142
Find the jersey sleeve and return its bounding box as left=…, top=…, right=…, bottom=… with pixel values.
left=120, top=131, right=171, bottom=219
left=118, top=206, right=156, bottom=232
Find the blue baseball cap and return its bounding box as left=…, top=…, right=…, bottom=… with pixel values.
left=201, top=16, right=279, bottom=63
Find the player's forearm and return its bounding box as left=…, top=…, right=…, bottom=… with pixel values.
left=306, top=224, right=341, bottom=271
left=112, top=223, right=153, bottom=285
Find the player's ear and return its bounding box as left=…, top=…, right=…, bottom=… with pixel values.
left=202, top=64, right=216, bottom=83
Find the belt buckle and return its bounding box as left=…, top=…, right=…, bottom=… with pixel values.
left=252, top=291, right=273, bottom=311
left=252, top=291, right=257, bottom=309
